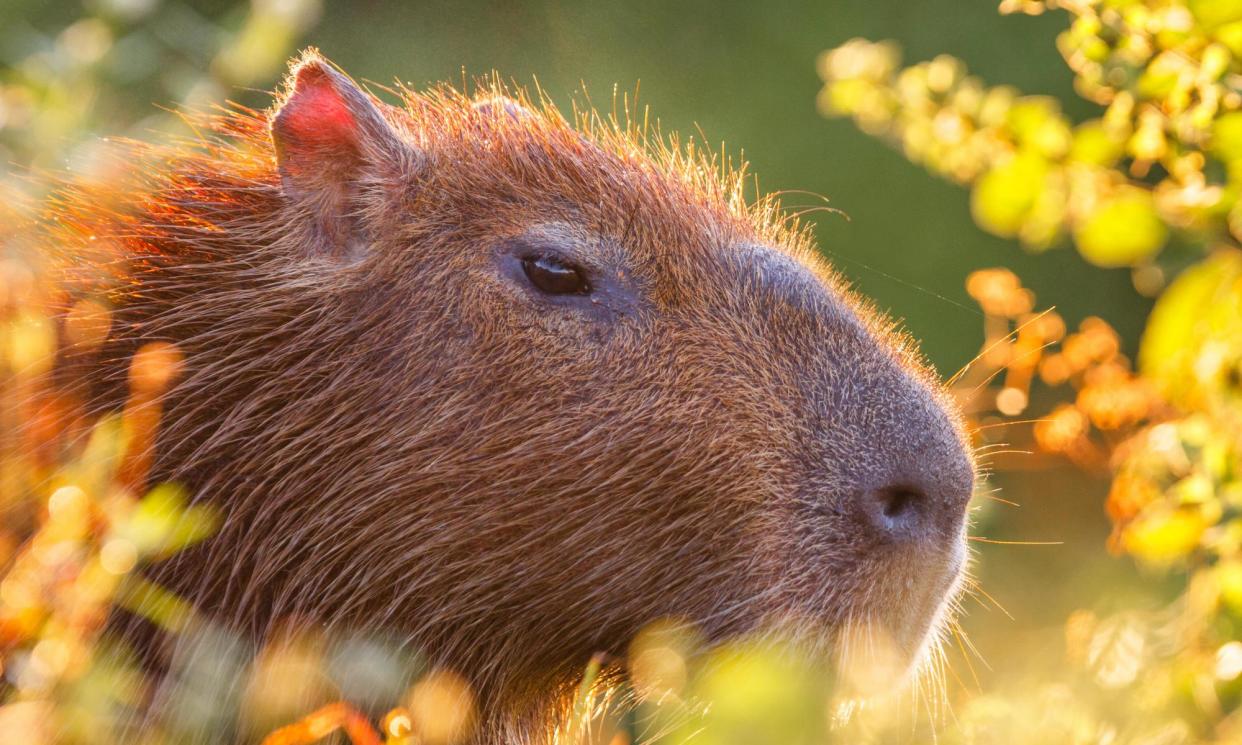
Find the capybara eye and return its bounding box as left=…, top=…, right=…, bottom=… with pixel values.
left=521, top=255, right=589, bottom=295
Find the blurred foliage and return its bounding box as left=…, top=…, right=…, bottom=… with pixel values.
left=0, top=0, right=320, bottom=180
left=818, top=1, right=1242, bottom=271
left=0, top=1, right=350, bottom=743
left=821, top=0, right=1242, bottom=743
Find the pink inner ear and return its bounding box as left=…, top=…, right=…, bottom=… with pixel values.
left=278, top=65, right=361, bottom=159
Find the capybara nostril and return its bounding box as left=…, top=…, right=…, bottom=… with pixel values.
left=858, top=453, right=973, bottom=544
left=860, top=484, right=928, bottom=541
left=879, top=485, right=921, bottom=521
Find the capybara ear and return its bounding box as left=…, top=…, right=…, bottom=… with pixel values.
left=272, top=50, right=416, bottom=258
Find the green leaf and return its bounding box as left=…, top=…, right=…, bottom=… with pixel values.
left=1006, top=96, right=1071, bottom=157
left=1069, top=121, right=1124, bottom=166
left=1213, top=112, right=1242, bottom=163
left=1139, top=249, right=1242, bottom=408
left=1073, top=189, right=1168, bottom=267
left=970, top=154, right=1048, bottom=238
left=119, top=483, right=220, bottom=559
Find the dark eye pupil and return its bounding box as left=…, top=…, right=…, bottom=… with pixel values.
left=521, top=256, right=588, bottom=295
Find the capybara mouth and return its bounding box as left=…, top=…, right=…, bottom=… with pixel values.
left=835, top=545, right=969, bottom=695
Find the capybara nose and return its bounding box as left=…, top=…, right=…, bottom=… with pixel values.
left=855, top=450, right=973, bottom=545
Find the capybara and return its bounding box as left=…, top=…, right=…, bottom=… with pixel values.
left=43, top=50, right=974, bottom=743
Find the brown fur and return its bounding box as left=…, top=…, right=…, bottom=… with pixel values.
left=42, top=50, right=973, bottom=742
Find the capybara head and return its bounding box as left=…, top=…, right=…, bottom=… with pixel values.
left=57, top=51, right=973, bottom=736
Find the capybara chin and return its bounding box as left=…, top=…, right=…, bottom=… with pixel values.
left=48, top=50, right=974, bottom=741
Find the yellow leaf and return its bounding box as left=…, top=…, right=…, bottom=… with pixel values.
left=5, top=311, right=56, bottom=377
left=1123, top=508, right=1206, bottom=566
left=680, top=641, right=823, bottom=745
left=1213, top=19, right=1242, bottom=56
left=1191, top=0, right=1242, bottom=29
left=1218, top=560, right=1242, bottom=614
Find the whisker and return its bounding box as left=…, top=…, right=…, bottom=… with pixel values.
left=819, top=248, right=981, bottom=316
left=946, top=307, right=1057, bottom=387
left=963, top=339, right=1058, bottom=398
left=977, top=494, right=1020, bottom=507
left=969, top=417, right=1053, bottom=433
left=769, top=188, right=833, bottom=203
left=953, top=621, right=991, bottom=671
left=974, top=449, right=1034, bottom=458
left=788, top=205, right=847, bottom=221
left=973, top=441, right=1015, bottom=451
left=968, top=536, right=1063, bottom=546
left=937, top=641, right=972, bottom=697
left=961, top=581, right=1014, bottom=620
left=949, top=624, right=983, bottom=690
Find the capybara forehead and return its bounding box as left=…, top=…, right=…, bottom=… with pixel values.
left=388, top=83, right=795, bottom=265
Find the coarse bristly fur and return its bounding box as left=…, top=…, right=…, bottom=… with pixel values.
left=40, top=49, right=975, bottom=743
